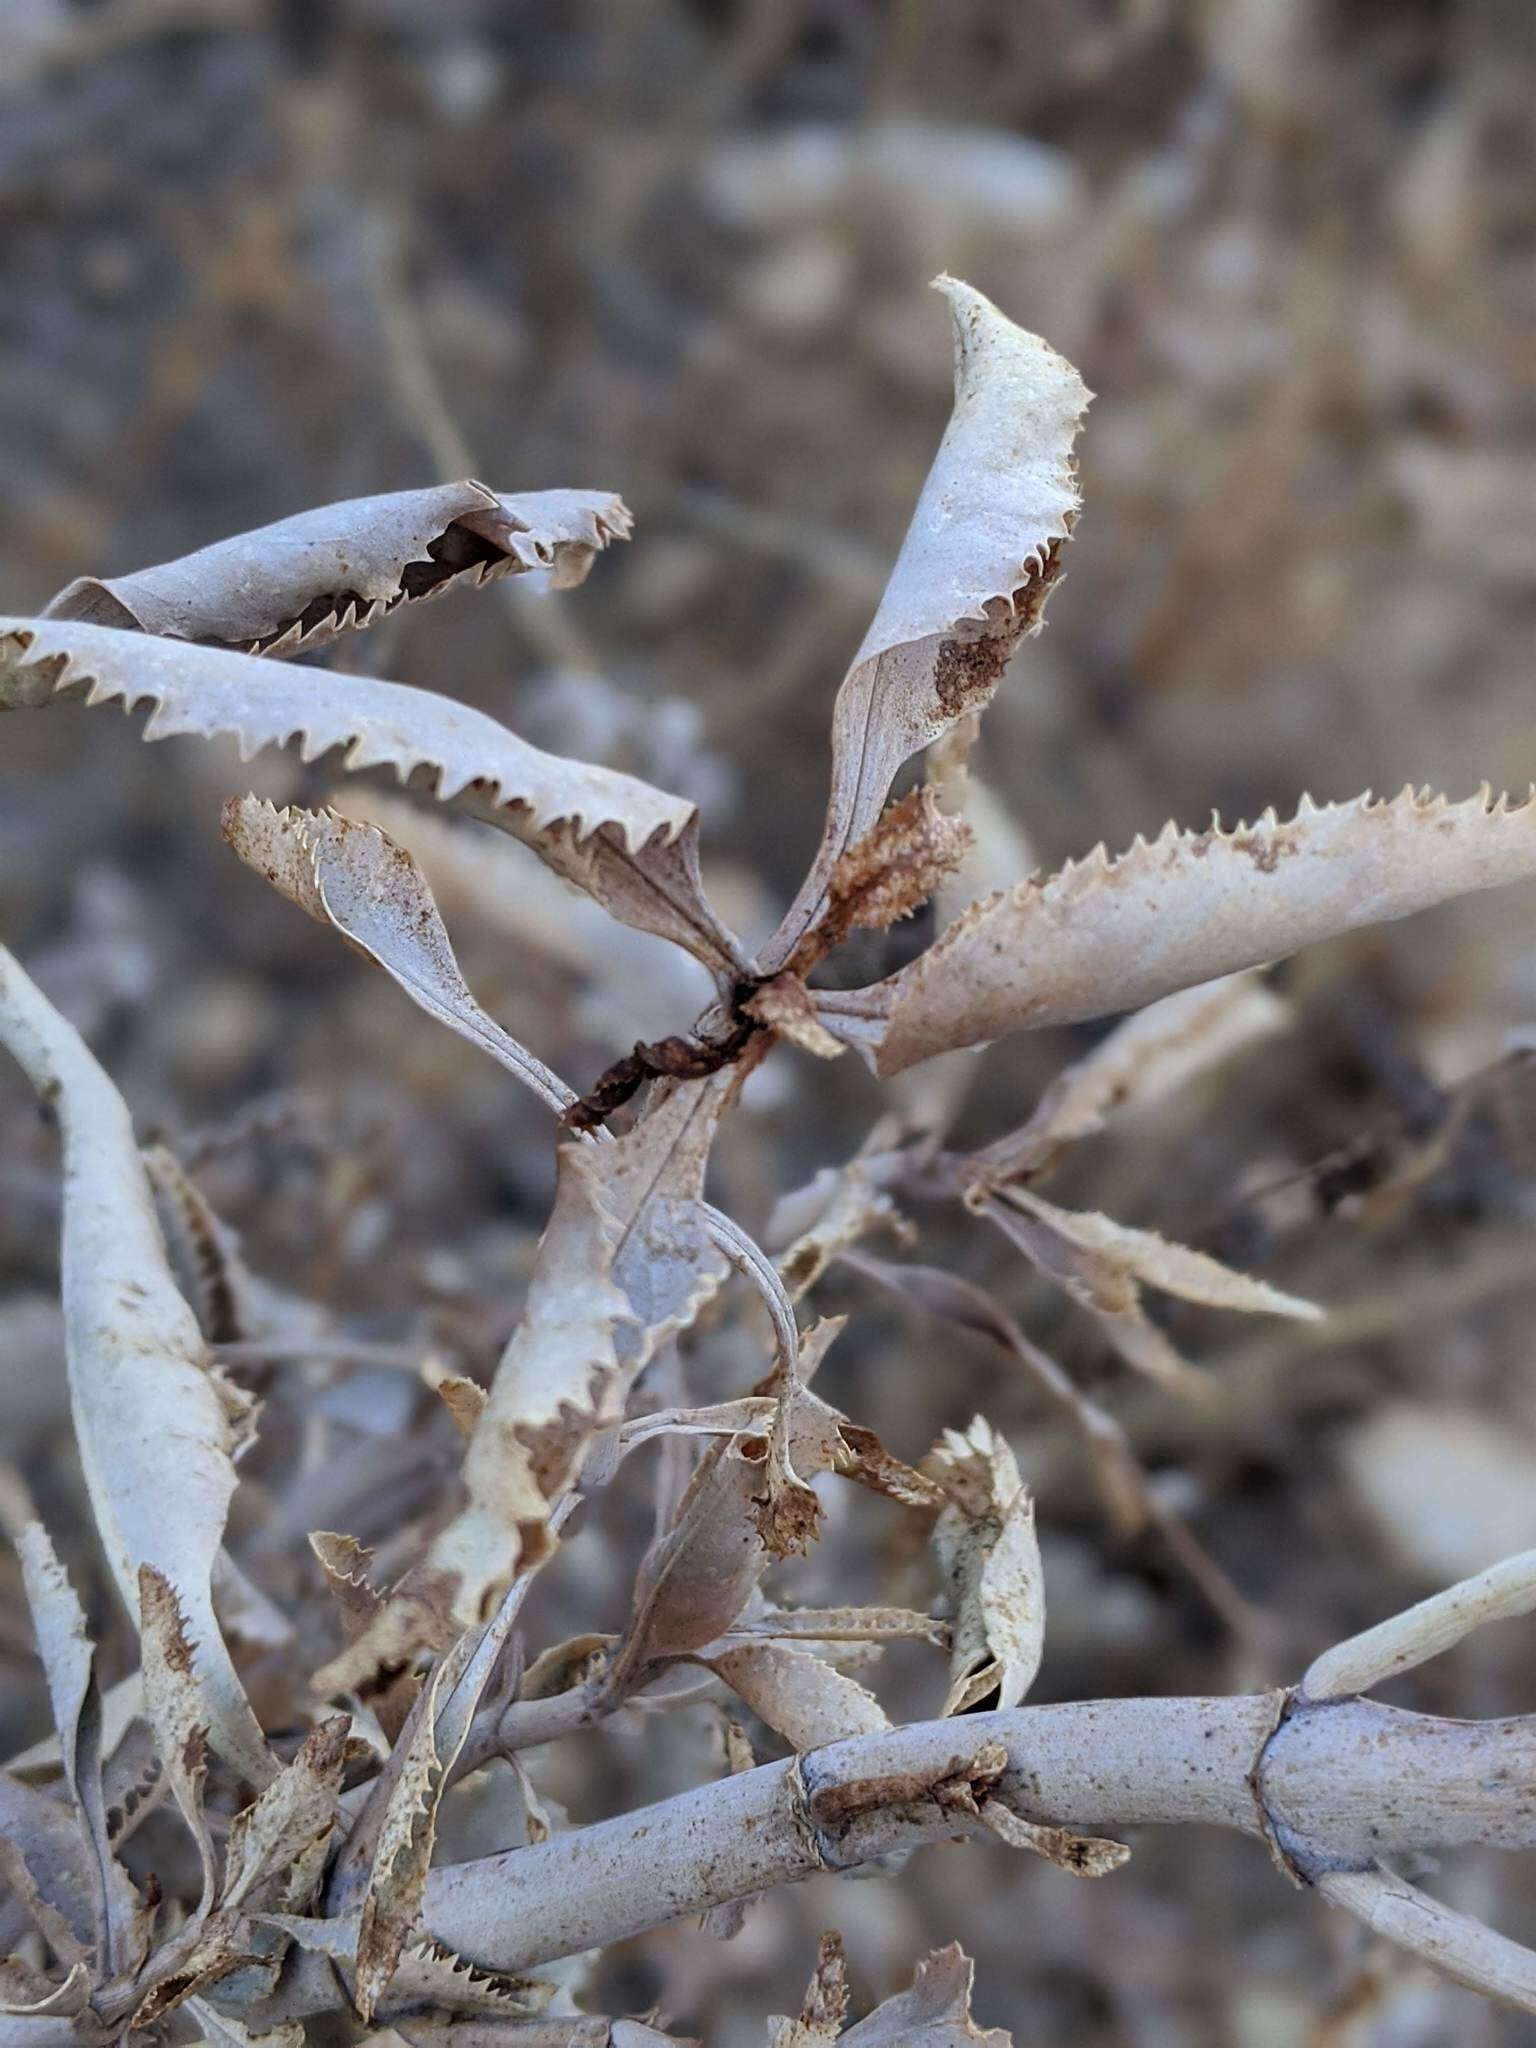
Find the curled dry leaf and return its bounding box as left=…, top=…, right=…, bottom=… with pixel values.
left=222, top=1716, right=351, bottom=1912
left=0, top=1745, right=102, bottom=1967
left=831, top=787, right=1536, bottom=1073
left=0, top=947, right=273, bottom=1786
left=613, top=1391, right=839, bottom=1683
left=44, top=483, right=630, bottom=654
left=0, top=1960, right=92, bottom=2020
left=15, top=1525, right=140, bottom=1973
left=342, top=1579, right=539, bottom=2014
left=307, top=1533, right=383, bottom=1648
left=223, top=799, right=573, bottom=1117
left=979, top=1185, right=1320, bottom=1399
left=926, top=1420, right=1043, bottom=1716
left=354, top=1636, right=479, bottom=2022
left=256, top=1911, right=552, bottom=2023
left=766, top=277, right=1087, bottom=967
left=703, top=1642, right=889, bottom=1752
left=973, top=971, right=1288, bottom=1184
left=0, top=619, right=740, bottom=975
left=319, top=1079, right=730, bottom=1686
left=143, top=1144, right=256, bottom=1347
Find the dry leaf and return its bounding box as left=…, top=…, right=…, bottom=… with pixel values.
left=927, top=1420, right=1043, bottom=1716
left=980, top=1185, right=1319, bottom=1398
left=15, top=1525, right=141, bottom=1972
left=44, top=483, right=629, bottom=654
left=222, top=1716, right=351, bottom=1912
left=0, top=946, right=273, bottom=1786
left=223, top=799, right=573, bottom=1116
left=137, top=1567, right=219, bottom=1911
left=773, top=1162, right=909, bottom=1304
left=767, top=1930, right=848, bottom=2046
left=973, top=971, right=1288, bottom=1183
left=0, top=618, right=740, bottom=974
left=703, top=1643, right=889, bottom=1752
left=834, top=788, right=1536, bottom=1072
left=765, top=277, right=1087, bottom=965
left=0, top=1772, right=99, bottom=1967
left=839, top=1944, right=1009, bottom=2046
left=143, top=1144, right=256, bottom=1346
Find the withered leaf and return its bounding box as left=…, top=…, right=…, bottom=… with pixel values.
left=0, top=946, right=273, bottom=1786
left=223, top=799, right=573, bottom=1116
left=348, top=1581, right=535, bottom=2017
left=703, top=1642, right=889, bottom=1752
left=138, top=1567, right=219, bottom=1911
left=0, top=618, right=741, bottom=975
left=927, top=1420, right=1043, bottom=1716
left=972, top=971, right=1288, bottom=1183
left=836, top=787, right=1536, bottom=1073
left=979, top=1186, right=1319, bottom=1399
left=15, top=1524, right=140, bottom=1972
left=222, top=1715, right=350, bottom=1912
left=766, top=278, right=1087, bottom=967
left=767, top=1930, right=848, bottom=2046
left=44, top=482, right=629, bottom=654
left=838, top=1943, right=1010, bottom=2046
left=0, top=1774, right=98, bottom=1967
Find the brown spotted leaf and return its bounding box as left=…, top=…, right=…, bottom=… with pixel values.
left=317, top=1081, right=730, bottom=1687
left=44, top=483, right=629, bottom=654
left=0, top=947, right=273, bottom=1786
left=222, top=1715, right=351, bottom=1912
left=353, top=1635, right=479, bottom=2022
left=137, top=1567, right=219, bottom=1910
left=765, top=278, right=1086, bottom=968
left=767, top=1930, right=848, bottom=2046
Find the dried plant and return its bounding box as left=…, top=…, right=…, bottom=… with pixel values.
left=4, top=276, right=1536, bottom=2044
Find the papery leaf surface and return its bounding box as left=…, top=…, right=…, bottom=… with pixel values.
left=0, top=619, right=740, bottom=974
left=927, top=1419, right=1043, bottom=1716
left=833, top=788, right=1536, bottom=1072
left=223, top=798, right=572, bottom=1115
left=0, top=948, right=272, bottom=1786
left=45, top=483, right=629, bottom=655
left=15, top=1525, right=140, bottom=1971
left=765, top=277, right=1086, bottom=966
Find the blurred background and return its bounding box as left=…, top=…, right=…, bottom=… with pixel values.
left=2, top=2, right=1536, bottom=2042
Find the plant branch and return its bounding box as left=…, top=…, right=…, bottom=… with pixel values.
left=372, top=1694, right=1536, bottom=1980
